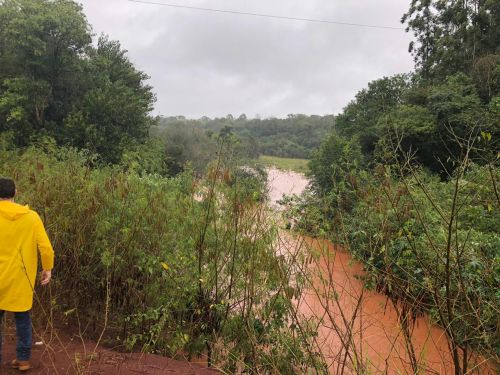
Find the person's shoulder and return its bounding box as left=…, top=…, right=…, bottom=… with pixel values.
left=26, top=207, right=43, bottom=222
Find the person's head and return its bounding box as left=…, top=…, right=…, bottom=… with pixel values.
left=0, top=178, right=16, bottom=199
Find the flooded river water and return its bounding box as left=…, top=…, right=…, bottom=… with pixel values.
left=266, top=168, right=495, bottom=375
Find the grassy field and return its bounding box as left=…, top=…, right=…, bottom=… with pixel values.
left=257, top=155, right=309, bottom=174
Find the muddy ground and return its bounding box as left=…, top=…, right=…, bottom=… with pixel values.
left=0, top=326, right=219, bottom=375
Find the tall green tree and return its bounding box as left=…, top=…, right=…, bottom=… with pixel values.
left=64, top=36, right=156, bottom=163
left=402, top=0, right=500, bottom=80
left=0, top=0, right=156, bottom=163
left=0, top=0, right=90, bottom=141
left=309, top=132, right=364, bottom=195
left=335, top=75, right=411, bottom=156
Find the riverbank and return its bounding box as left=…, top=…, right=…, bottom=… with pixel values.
left=296, top=238, right=496, bottom=374
left=268, top=168, right=497, bottom=374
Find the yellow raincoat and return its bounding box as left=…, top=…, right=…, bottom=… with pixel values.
left=0, top=200, right=54, bottom=312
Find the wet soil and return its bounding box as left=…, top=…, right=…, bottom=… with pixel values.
left=0, top=327, right=219, bottom=374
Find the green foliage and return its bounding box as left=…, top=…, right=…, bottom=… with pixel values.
left=120, top=137, right=169, bottom=175
left=63, top=36, right=155, bottom=163
left=343, top=165, right=499, bottom=358
left=308, top=132, right=364, bottom=197
left=0, top=144, right=322, bottom=372
left=402, top=0, right=500, bottom=80
left=0, top=0, right=156, bottom=164
left=323, top=70, right=499, bottom=176
left=230, top=166, right=268, bottom=203
left=158, top=113, right=334, bottom=160
left=375, top=104, right=437, bottom=169
left=335, top=74, right=411, bottom=155
left=305, top=2, right=500, bottom=370
left=152, top=119, right=218, bottom=175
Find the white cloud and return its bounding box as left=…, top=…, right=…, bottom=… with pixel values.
left=79, top=0, right=414, bottom=118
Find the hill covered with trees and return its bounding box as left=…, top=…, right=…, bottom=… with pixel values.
left=156, top=113, right=333, bottom=161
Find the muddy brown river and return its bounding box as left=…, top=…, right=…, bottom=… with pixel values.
left=266, top=168, right=496, bottom=375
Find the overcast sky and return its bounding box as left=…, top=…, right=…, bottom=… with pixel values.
left=79, top=0, right=414, bottom=119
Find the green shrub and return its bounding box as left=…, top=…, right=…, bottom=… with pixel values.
left=0, top=144, right=323, bottom=373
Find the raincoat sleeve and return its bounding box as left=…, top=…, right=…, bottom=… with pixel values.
left=35, top=214, right=54, bottom=270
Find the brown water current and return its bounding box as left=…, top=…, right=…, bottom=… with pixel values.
left=267, top=168, right=496, bottom=375
left=267, top=167, right=309, bottom=207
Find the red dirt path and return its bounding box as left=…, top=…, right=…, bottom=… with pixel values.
left=0, top=327, right=220, bottom=374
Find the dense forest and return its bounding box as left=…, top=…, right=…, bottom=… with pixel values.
left=157, top=114, right=333, bottom=161
left=0, top=0, right=499, bottom=374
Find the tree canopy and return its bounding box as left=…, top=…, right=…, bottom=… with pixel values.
left=403, top=0, right=500, bottom=80
left=0, top=0, right=156, bottom=163
left=157, top=114, right=334, bottom=161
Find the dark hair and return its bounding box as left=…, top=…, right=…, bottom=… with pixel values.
left=0, top=178, right=16, bottom=199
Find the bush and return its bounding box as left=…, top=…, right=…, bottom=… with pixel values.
left=0, top=144, right=323, bottom=373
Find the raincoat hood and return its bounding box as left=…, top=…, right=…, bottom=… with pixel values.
left=0, top=200, right=30, bottom=221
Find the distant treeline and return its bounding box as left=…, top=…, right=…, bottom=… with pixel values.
left=156, top=114, right=333, bottom=160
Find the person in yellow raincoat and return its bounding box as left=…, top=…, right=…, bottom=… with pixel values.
left=0, top=178, right=54, bottom=371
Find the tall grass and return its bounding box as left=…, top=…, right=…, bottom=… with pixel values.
left=257, top=155, right=309, bottom=174
left=0, top=139, right=324, bottom=373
